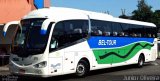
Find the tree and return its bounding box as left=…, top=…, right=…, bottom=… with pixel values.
left=152, top=10, right=160, bottom=31
left=152, top=10, right=160, bottom=25
left=119, top=0, right=160, bottom=30
left=119, top=15, right=130, bottom=19
left=131, top=0, right=153, bottom=22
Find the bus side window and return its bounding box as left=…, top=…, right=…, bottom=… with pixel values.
left=91, top=20, right=112, bottom=37
left=145, top=27, right=157, bottom=38
left=103, top=31, right=110, bottom=36
left=97, top=30, right=102, bottom=36
left=74, top=28, right=82, bottom=34
left=91, top=26, right=98, bottom=36
left=137, top=33, right=142, bottom=37
left=121, top=23, right=130, bottom=37
left=113, top=32, right=118, bottom=36
left=103, top=22, right=112, bottom=37
left=82, top=21, right=89, bottom=38
left=64, top=20, right=88, bottom=43
left=49, top=22, right=65, bottom=52
left=119, top=32, right=125, bottom=36
left=111, top=22, right=123, bottom=37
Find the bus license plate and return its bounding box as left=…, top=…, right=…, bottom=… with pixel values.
left=19, top=69, right=25, bottom=74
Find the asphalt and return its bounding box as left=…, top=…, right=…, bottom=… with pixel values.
left=0, top=58, right=160, bottom=81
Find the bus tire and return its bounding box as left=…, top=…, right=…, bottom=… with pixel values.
left=76, top=60, right=89, bottom=77
left=137, top=54, right=145, bottom=68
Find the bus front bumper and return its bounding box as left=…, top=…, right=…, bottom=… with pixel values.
left=9, top=62, right=52, bottom=78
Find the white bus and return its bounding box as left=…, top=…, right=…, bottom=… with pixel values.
left=0, top=21, right=19, bottom=65
left=9, top=7, right=158, bottom=77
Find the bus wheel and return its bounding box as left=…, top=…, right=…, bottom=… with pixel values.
left=76, top=60, right=89, bottom=77
left=137, top=55, right=144, bottom=68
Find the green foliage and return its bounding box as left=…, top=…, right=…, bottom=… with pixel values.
left=131, top=0, right=153, bottom=22
left=152, top=10, right=160, bottom=27
left=119, top=0, right=160, bottom=28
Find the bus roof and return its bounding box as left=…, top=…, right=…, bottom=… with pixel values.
left=113, top=18, right=156, bottom=27
left=23, top=7, right=156, bottom=27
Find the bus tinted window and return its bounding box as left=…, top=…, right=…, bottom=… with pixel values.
left=91, top=20, right=112, bottom=36
left=128, top=24, right=143, bottom=37
left=111, top=22, right=123, bottom=36
left=121, top=23, right=156, bottom=38
left=64, top=20, right=88, bottom=43
left=50, top=20, right=88, bottom=52
left=121, top=23, right=130, bottom=37
left=145, top=27, right=157, bottom=38
left=52, top=22, right=65, bottom=48
left=90, top=19, right=156, bottom=38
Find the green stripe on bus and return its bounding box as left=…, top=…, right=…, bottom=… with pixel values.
left=93, top=42, right=153, bottom=64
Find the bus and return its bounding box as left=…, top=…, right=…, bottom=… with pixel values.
left=9, top=7, right=157, bottom=77
left=0, top=21, right=19, bottom=65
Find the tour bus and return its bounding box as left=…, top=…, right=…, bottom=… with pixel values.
left=9, top=7, right=157, bottom=77
left=0, top=21, right=19, bottom=65
left=0, top=21, right=19, bottom=54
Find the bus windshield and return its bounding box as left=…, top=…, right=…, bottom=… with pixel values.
left=12, top=18, right=52, bottom=57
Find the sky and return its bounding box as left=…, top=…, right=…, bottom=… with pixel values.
left=51, top=0, right=160, bottom=17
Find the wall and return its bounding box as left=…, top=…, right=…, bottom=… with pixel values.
left=0, top=0, right=36, bottom=24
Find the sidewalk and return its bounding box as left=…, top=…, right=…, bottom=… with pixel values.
left=0, top=64, right=10, bottom=75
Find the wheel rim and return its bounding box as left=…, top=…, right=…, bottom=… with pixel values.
left=77, top=64, right=85, bottom=74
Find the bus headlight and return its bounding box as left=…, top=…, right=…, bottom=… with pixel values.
left=33, top=61, right=47, bottom=68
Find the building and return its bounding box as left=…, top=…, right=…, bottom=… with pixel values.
left=0, top=0, right=50, bottom=24
left=0, top=0, right=35, bottom=24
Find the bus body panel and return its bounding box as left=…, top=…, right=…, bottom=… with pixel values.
left=62, top=41, right=93, bottom=74
left=48, top=49, right=64, bottom=76
left=152, top=39, right=158, bottom=61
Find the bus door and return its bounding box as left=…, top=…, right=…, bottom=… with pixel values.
left=48, top=49, right=64, bottom=75
left=63, top=50, right=75, bottom=73
left=48, top=20, right=63, bottom=75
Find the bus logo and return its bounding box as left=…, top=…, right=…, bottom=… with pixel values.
left=51, top=63, right=61, bottom=69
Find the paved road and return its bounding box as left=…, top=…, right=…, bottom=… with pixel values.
left=1, top=59, right=160, bottom=81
